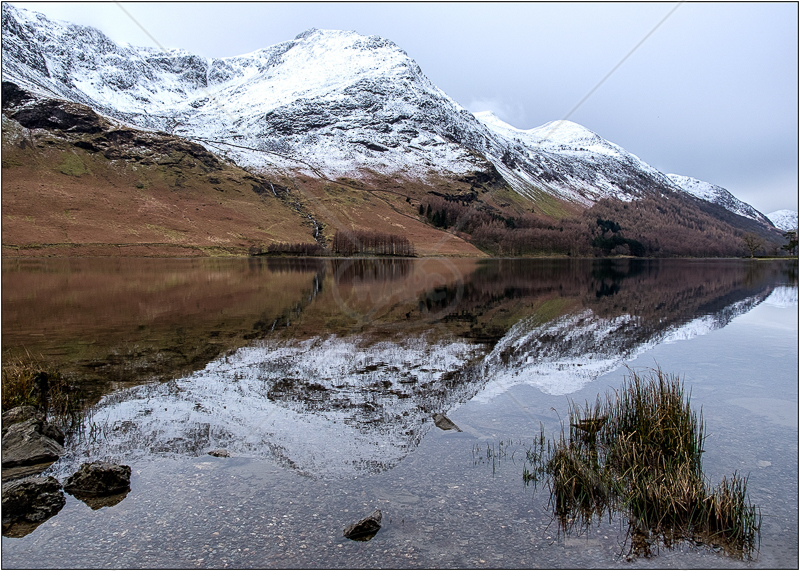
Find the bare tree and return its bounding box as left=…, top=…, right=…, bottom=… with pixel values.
left=741, top=232, right=764, bottom=258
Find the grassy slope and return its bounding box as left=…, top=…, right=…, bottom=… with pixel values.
left=1, top=116, right=321, bottom=256
left=1, top=107, right=487, bottom=258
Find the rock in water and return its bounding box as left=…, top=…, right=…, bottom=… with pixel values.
left=343, top=509, right=382, bottom=540
left=2, top=476, right=65, bottom=537
left=433, top=413, right=462, bottom=432
left=1, top=418, right=64, bottom=468
left=207, top=449, right=230, bottom=458
left=63, top=462, right=131, bottom=497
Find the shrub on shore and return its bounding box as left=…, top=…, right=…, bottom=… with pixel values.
left=1, top=351, right=83, bottom=429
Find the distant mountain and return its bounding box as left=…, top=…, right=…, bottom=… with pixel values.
left=1, top=4, right=783, bottom=257
left=767, top=210, right=798, bottom=231
left=666, top=174, right=772, bottom=226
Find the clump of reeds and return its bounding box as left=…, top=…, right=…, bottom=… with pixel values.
left=1, top=351, right=84, bottom=430
left=536, top=367, right=761, bottom=559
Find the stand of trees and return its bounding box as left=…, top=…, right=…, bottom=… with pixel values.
left=331, top=230, right=416, bottom=257
left=782, top=230, right=798, bottom=256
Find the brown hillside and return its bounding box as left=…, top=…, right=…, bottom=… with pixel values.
left=1, top=97, right=485, bottom=258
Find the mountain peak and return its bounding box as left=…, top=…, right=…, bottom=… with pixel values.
left=767, top=210, right=798, bottom=231
left=294, top=28, right=319, bottom=40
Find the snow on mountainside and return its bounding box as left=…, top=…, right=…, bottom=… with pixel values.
left=1, top=4, right=491, bottom=179
left=767, top=210, right=798, bottom=231
left=0, top=3, right=776, bottom=221
left=667, top=174, right=772, bottom=225
left=474, top=110, right=680, bottom=205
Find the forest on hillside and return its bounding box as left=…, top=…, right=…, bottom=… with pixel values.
left=418, top=193, right=788, bottom=258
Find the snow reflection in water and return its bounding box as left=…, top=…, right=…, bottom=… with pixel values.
left=54, top=335, right=482, bottom=479
left=52, top=288, right=773, bottom=480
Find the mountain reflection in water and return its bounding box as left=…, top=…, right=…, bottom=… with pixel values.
left=17, top=258, right=792, bottom=480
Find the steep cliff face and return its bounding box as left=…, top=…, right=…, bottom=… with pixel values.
left=2, top=3, right=688, bottom=209
left=1, top=7, right=495, bottom=181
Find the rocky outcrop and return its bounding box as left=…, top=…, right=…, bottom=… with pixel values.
left=63, top=462, right=131, bottom=498
left=9, top=95, right=110, bottom=134
left=3, top=85, right=225, bottom=171
left=2, top=417, right=64, bottom=468
left=1, top=475, right=65, bottom=537
left=1, top=405, right=42, bottom=430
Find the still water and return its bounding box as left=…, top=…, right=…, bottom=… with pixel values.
left=2, top=257, right=797, bottom=568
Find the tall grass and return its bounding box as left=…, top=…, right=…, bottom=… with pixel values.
left=524, top=367, right=761, bottom=559
left=1, top=350, right=84, bottom=430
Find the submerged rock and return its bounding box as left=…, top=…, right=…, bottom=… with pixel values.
left=63, top=462, right=131, bottom=497
left=1, top=418, right=64, bottom=468
left=433, top=413, right=462, bottom=432
left=207, top=448, right=230, bottom=458
left=343, top=509, right=382, bottom=540
left=1, top=475, right=65, bottom=537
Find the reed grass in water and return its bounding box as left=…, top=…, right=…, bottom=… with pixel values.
left=525, top=367, right=760, bottom=559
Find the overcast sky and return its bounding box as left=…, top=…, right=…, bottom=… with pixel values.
left=11, top=2, right=799, bottom=214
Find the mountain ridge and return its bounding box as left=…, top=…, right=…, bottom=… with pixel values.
left=1, top=4, right=787, bottom=257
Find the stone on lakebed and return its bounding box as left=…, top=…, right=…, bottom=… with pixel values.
left=63, top=461, right=131, bottom=497
left=343, top=509, right=382, bottom=541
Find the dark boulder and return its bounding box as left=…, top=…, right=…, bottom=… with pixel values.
left=207, top=449, right=230, bottom=458
left=2, top=476, right=65, bottom=537
left=2, top=418, right=64, bottom=468
left=63, top=462, right=131, bottom=497
left=343, top=509, right=382, bottom=541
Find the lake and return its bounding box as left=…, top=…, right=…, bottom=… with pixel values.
left=2, top=257, right=797, bottom=568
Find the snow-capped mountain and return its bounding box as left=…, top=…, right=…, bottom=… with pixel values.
left=667, top=174, right=772, bottom=225
left=767, top=209, right=798, bottom=231
left=1, top=4, right=491, bottom=179
left=1, top=3, right=776, bottom=224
